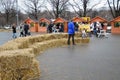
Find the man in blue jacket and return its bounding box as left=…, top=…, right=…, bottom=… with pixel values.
left=67, top=20, right=75, bottom=45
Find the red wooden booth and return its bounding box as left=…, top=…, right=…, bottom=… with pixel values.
left=111, top=16, right=120, bottom=34
left=54, top=17, right=68, bottom=32
left=90, top=16, right=108, bottom=30
left=24, top=18, right=38, bottom=32
left=72, top=17, right=85, bottom=22
left=38, top=18, right=50, bottom=33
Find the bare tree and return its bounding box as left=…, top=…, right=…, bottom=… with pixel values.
left=47, top=0, right=70, bottom=19
left=69, top=0, right=102, bottom=17
left=24, top=0, right=45, bottom=20
left=0, top=0, right=16, bottom=25
left=107, top=0, right=120, bottom=18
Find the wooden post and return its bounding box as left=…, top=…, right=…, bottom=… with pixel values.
left=35, top=22, right=38, bottom=32
left=64, top=22, right=68, bottom=32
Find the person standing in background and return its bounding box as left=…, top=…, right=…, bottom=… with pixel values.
left=12, top=23, right=17, bottom=39
left=19, top=24, right=24, bottom=37
left=67, top=20, right=75, bottom=45
left=24, top=22, right=29, bottom=36
left=48, top=22, right=54, bottom=33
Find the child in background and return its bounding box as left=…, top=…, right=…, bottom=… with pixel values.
left=19, top=25, right=24, bottom=37
left=81, top=28, right=87, bottom=38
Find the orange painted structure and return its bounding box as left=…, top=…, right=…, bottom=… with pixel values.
left=90, top=16, right=108, bottom=30
left=54, top=17, right=68, bottom=32
left=72, top=17, right=85, bottom=22
left=38, top=18, right=50, bottom=33
left=90, top=16, right=107, bottom=23
left=24, top=18, right=37, bottom=32
left=24, top=18, right=50, bottom=32
left=111, top=16, right=120, bottom=34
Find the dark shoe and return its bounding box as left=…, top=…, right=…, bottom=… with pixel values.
left=68, top=43, right=70, bottom=45
left=73, top=44, right=76, bottom=45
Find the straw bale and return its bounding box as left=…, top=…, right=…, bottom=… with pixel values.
left=81, top=38, right=90, bottom=43
left=0, top=38, right=30, bottom=51
left=28, top=35, right=45, bottom=44
left=30, top=37, right=89, bottom=55
left=21, top=59, right=40, bottom=80
left=43, top=33, right=68, bottom=40
left=75, top=32, right=82, bottom=37
left=0, top=73, right=2, bottom=80
left=0, top=33, right=83, bottom=52
left=0, top=41, right=21, bottom=51
left=13, top=37, right=30, bottom=48
left=43, top=34, right=57, bottom=40
left=51, top=33, right=68, bottom=39
left=29, top=38, right=68, bottom=55
left=0, top=59, right=40, bottom=80
left=29, top=42, right=48, bottom=55
left=0, top=51, right=34, bottom=71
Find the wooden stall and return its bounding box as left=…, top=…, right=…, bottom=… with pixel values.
left=39, top=18, right=50, bottom=33
left=72, top=17, right=89, bottom=32
left=90, top=16, right=108, bottom=30
left=54, top=17, right=68, bottom=32
left=72, top=17, right=85, bottom=22
left=111, top=16, right=120, bottom=34
left=24, top=17, right=38, bottom=32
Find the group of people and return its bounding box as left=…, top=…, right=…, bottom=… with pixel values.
left=12, top=20, right=103, bottom=45
left=12, top=22, right=31, bottom=39
left=47, top=22, right=64, bottom=33
left=90, top=21, right=106, bottom=37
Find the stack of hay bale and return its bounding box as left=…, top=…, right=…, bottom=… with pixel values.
left=0, top=50, right=40, bottom=80
left=0, top=33, right=90, bottom=79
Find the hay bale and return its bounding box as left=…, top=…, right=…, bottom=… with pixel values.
left=0, top=33, right=90, bottom=80
left=28, top=35, right=45, bottom=44
left=0, top=38, right=30, bottom=51
left=81, top=38, right=90, bottom=43
left=0, top=41, right=21, bottom=51
left=21, top=59, right=40, bottom=80
left=29, top=42, right=48, bottom=55
left=0, top=50, right=40, bottom=80
left=30, top=38, right=83, bottom=55
left=13, top=37, right=30, bottom=48
left=0, top=33, right=83, bottom=52
left=30, top=37, right=89, bottom=55
left=0, top=50, right=34, bottom=71
left=0, top=59, right=40, bottom=80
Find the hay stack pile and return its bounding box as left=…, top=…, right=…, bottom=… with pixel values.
left=0, top=33, right=81, bottom=52
left=0, top=50, right=40, bottom=80
left=0, top=33, right=90, bottom=80
left=29, top=37, right=89, bottom=55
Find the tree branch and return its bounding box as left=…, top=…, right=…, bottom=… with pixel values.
left=107, top=0, right=115, bottom=18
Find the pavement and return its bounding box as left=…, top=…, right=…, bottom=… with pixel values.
left=37, top=34, right=120, bottom=80
left=0, top=32, right=120, bottom=80
left=0, top=31, right=42, bottom=45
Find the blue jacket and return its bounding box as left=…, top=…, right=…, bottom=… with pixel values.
left=68, top=21, right=75, bottom=34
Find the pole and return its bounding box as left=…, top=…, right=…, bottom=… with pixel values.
left=16, top=0, right=19, bottom=27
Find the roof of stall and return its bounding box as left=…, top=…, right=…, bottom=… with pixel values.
left=110, top=16, right=120, bottom=23
left=72, top=17, right=86, bottom=22
left=24, top=17, right=34, bottom=24
left=54, top=17, right=67, bottom=23
left=90, top=16, right=107, bottom=23
left=39, top=18, right=50, bottom=24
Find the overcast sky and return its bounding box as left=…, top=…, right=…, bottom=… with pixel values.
left=18, top=0, right=108, bottom=12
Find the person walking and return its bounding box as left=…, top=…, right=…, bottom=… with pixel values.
left=48, top=22, right=54, bottom=33
left=24, top=22, right=29, bottom=36
left=19, top=24, right=24, bottom=37
left=12, top=23, right=17, bottom=39
left=67, top=20, right=75, bottom=45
